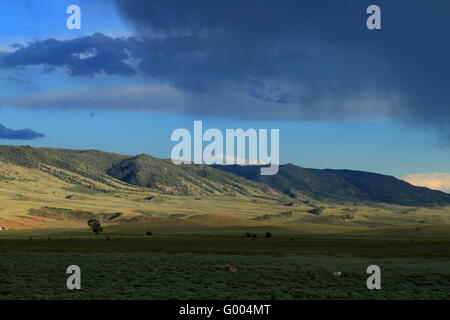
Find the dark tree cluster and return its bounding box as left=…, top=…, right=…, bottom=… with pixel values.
left=87, top=219, right=103, bottom=234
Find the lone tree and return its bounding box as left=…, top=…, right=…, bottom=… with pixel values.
left=265, top=232, right=273, bottom=238
left=87, top=219, right=103, bottom=234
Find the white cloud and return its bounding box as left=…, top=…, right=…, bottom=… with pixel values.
left=0, top=45, right=19, bottom=54
left=403, top=172, right=450, bottom=193
left=73, top=48, right=98, bottom=60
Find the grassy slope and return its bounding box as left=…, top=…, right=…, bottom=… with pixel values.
left=1, top=145, right=450, bottom=235
left=1, top=158, right=450, bottom=231
left=3, top=144, right=450, bottom=204
left=0, top=160, right=292, bottom=229
left=0, top=145, right=283, bottom=198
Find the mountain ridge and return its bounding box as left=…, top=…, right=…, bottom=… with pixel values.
left=1, top=145, right=449, bottom=206
left=213, top=164, right=450, bottom=206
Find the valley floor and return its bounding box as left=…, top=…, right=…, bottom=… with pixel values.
left=1, top=252, right=449, bottom=300
left=1, top=160, right=450, bottom=300
left=0, top=235, right=449, bottom=300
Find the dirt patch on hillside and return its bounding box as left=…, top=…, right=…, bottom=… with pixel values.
left=0, top=218, right=37, bottom=228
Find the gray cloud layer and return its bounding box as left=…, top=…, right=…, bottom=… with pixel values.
left=0, top=0, right=449, bottom=134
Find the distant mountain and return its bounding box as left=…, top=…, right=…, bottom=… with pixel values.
left=213, top=164, right=450, bottom=206
left=1, top=145, right=449, bottom=206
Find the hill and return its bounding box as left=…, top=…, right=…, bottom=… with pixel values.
left=1, top=145, right=450, bottom=206
left=213, top=164, right=450, bottom=206
left=0, top=145, right=281, bottom=198
left=1, top=145, right=450, bottom=231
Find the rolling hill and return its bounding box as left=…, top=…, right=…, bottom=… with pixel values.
left=1, top=145, right=449, bottom=206
left=0, top=145, right=281, bottom=198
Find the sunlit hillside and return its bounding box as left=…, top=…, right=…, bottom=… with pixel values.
left=1, top=147, right=450, bottom=233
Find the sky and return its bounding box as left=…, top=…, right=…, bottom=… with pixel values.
left=0, top=0, right=449, bottom=191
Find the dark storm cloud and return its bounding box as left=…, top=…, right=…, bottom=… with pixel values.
left=0, top=33, right=136, bottom=76
left=1, top=0, right=450, bottom=132
left=116, top=0, right=450, bottom=133
left=114, top=0, right=450, bottom=127
left=0, top=123, right=45, bottom=140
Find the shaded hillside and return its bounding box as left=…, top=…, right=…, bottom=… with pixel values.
left=106, top=154, right=279, bottom=197
left=213, top=164, right=450, bottom=206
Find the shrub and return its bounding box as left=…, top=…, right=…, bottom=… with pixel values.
left=146, top=231, right=153, bottom=236
left=245, top=232, right=251, bottom=238
left=265, top=232, right=272, bottom=238
left=87, top=218, right=103, bottom=234
left=306, top=207, right=324, bottom=215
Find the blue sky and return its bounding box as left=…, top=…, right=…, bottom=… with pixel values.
left=0, top=0, right=449, bottom=189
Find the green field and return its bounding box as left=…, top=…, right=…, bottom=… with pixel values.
left=2, top=252, right=449, bottom=300
left=1, top=231, right=449, bottom=300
